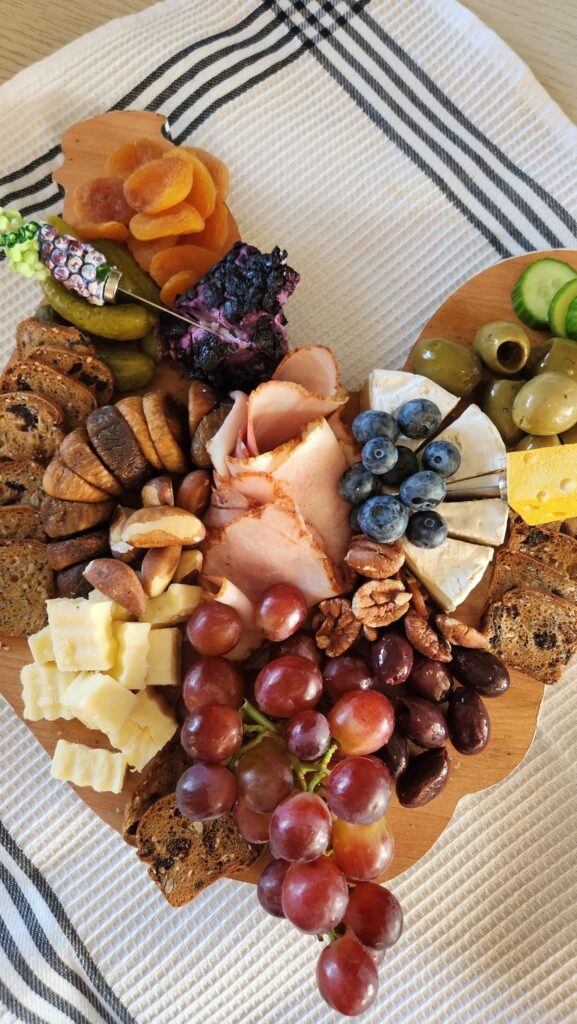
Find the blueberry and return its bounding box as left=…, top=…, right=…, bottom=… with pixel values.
left=349, top=504, right=362, bottom=532
left=378, top=445, right=419, bottom=486
left=352, top=411, right=400, bottom=445
left=421, top=440, right=461, bottom=478
left=358, top=495, right=409, bottom=543
left=397, top=399, right=442, bottom=439
left=399, top=471, right=447, bottom=511
left=405, top=511, right=448, bottom=548
left=338, top=462, right=375, bottom=504
left=361, top=437, right=398, bottom=475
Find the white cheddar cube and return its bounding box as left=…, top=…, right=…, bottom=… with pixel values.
left=28, top=626, right=55, bottom=665
left=51, top=740, right=126, bottom=794
left=111, top=622, right=151, bottom=690
left=141, top=584, right=201, bottom=627
left=88, top=588, right=132, bottom=622
left=145, top=628, right=181, bottom=686
left=47, top=597, right=117, bottom=672
left=111, top=690, right=177, bottom=771
left=173, top=549, right=203, bottom=583
left=61, top=672, right=137, bottom=735
left=20, top=663, right=77, bottom=721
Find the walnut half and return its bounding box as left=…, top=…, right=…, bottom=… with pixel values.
left=314, top=598, right=361, bottom=657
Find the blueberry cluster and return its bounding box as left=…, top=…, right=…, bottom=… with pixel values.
left=338, top=400, right=461, bottom=549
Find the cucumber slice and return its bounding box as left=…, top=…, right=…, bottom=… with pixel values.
left=511, top=258, right=577, bottom=329
left=564, top=297, right=577, bottom=340
left=547, top=278, right=577, bottom=336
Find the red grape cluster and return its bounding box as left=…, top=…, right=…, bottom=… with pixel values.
left=175, top=583, right=404, bottom=1015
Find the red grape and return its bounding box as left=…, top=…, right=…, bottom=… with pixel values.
left=257, top=859, right=290, bottom=917
left=327, top=756, right=391, bottom=824
left=180, top=705, right=242, bottom=762
left=183, top=657, right=244, bottom=711
left=328, top=691, right=394, bottom=755
left=176, top=763, right=236, bottom=821
left=276, top=632, right=321, bottom=665
left=269, top=792, right=332, bottom=862
left=316, top=933, right=378, bottom=1015
left=371, top=633, right=413, bottom=687
left=232, top=799, right=272, bottom=844
left=345, top=881, right=403, bottom=949
left=332, top=817, right=394, bottom=881
left=236, top=739, right=293, bottom=812
left=322, top=655, right=373, bottom=703
left=254, top=656, right=322, bottom=717
left=285, top=710, right=331, bottom=760
left=186, top=601, right=242, bottom=655
left=255, top=583, right=307, bottom=641
left=282, top=857, right=349, bottom=933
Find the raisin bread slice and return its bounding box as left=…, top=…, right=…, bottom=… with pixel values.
left=486, top=549, right=577, bottom=606
left=0, top=393, right=64, bottom=462
left=16, top=317, right=94, bottom=357
left=123, top=736, right=191, bottom=845
left=0, top=540, right=55, bottom=635
left=484, top=587, right=577, bottom=684
left=507, top=524, right=577, bottom=579
left=31, top=347, right=114, bottom=406
left=1, top=361, right=97, bottom=431
left=0, top=506, right=44, bottom=541
left=0, top=459, right=44, bottom=507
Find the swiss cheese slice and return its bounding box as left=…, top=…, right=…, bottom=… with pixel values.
left=507, top=444, right=577, bottom=525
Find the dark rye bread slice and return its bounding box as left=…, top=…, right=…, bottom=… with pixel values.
left=32, top=347, right=114, bottom=406
left=0, top=393, right=64, bottom=462
left=41, top=495, right=115, bottom=539
left=136, top=795, right=260, bottom=906
left=0, top=505, right=44, bottom=541
left=484, top=587, right=577, bottom=684
left=507, top=524, right=577, bottom=579
left=86, top=405, right=152, bottom=491
left=59, top=427, right=123, bottom=496
left=486, top=549, right=577, bottom=606
left=0, top=540, right=54, bottom=635
left=16, top=317, right=95, bottom=357
left=47, top=530, right=109, bottom=571
left=123, top=736, right=192, bottom=845
left=0, top=460, right=44, bottom=507
left=1, top=361, right=97, bottom=431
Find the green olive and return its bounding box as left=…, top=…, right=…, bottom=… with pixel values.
left=536, top=338, right=577, bottom=379
left=560, top=422, right=577, bottom=444
left=515, top=433, right=562, bottom=450
left=482, top=379, right=525, bottom=445
left=526, top=337, right=555, bottom=374
left=512, top=372, right=577, bottom=435
left=473, top=321, right=531, bottom=375
left=412, top=338, right=483, bottom=397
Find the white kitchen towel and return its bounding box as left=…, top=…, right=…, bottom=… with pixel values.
left=0, top=1, right=576, bottom=1021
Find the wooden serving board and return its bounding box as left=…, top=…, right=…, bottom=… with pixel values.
left=0, top=110, right=568, bottom=886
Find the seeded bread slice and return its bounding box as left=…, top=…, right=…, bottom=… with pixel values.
left=0, top=460, right=44, bottom=507
left=484, top=587, right=577, bottom=684
left=136, top=795, right=260, bottom=906
left=32, top=347, right=114, bottom=406
left=123, top=736, right=192, bottom=846
left=0, top=393, right=64, bottom=462
left=0, top=540, right=54, bottom=635
left=507, top=524, right=577, bottom=578
left=16, top=317, right=95, bottom=357
left=486, top=549, right=577, bottom=606
left=0, top=505, right=44, bottom=541
left=1, top=361, right=97, bottom=431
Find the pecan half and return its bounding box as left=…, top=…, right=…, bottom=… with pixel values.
left=401, top=570, right=429, bottom=619
left=351, top=579, right=411, bottom=628
left=345, top=536, right=405, bottom=580
left=435, top=614, right=488, bottom=650
left=314, top=598, right=361, bottom=657
left=404, top=611, right=452, bottom=661
left=363, top=625, right=379, bottom=641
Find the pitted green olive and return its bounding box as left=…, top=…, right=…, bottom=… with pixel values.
left=536, top=338, right=577, bottom=379
left=412, top=338, right=483, bottom=397
left=473, top=321, right=531, bottom=375
left=526, top=337, right=555, bottom=374
left=482, top=380, right=524, bottom=445
left=512, top=372, right=577, bottom=435
left=515, top=433, right=562, bottom=451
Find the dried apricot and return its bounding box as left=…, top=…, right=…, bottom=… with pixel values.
left=75, top=221, right=129, bottom=242
left=124, top=156, right=193, bottom=215
left=184, top=147, right=230, bottom=201
left=186, top=201, right=228, bottom=250
left=149, top=244, right=220, bottom=286
left=126, top=233, right=179, bottom=272
left=222, top=207, right=241, bottom=252
left=130, top=203, right=204, bottom=240
left=106, top=138, right=170, bottom=179
left=74, top=177, right=133, bottom=225
left=160, top=269, right=204, bottom=307
left=163, top=151, right=216, bottom=220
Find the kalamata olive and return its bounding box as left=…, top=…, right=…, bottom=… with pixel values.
left=276, top=632, right=321, bottom=665
left=512, top=372, right=577, bottom=435
left=447, top=688, right=490, bottom=755
left=450, top=647, right=510, bottom=697
left=412, top=337, right=483, bottom=397
left=323, top=655, right=373, bottom=702
left=394, top=696, right=448, bottom=749
left=408, top=656, right=453, bottom=704
left=396, top=747, right=450, bottom=807
left=482, top=379, right=525, bottom=446
left=370, top=633, right=414, bottom=688
left=375, top=729, right=409, bottom=780
left=473, top=321, right=531, bottom=375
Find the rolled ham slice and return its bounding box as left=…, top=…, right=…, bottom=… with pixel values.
left=272, top=345, right=341, bottom=396
left=246, top=379, right=347, bottom=455
left=206, top=390, right=248, bottom=477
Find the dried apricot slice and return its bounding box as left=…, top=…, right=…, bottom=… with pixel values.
left=160, top=269, right=204, bottom=307
left=130, top=203, right=204, bottom=240
left=163, top=151, right=216, bottom=220
left=106, top=138, right=170, bottom=180
left=184, top=147, right=230, bottom=201
left=149, top=244, right=220, bottom=286
left=75, top=221, right=129, bottom=242
left=222, top=207, right=241, bottom=252
left=74, top=177, right=133, bottom=226
left=185, top=201, right=228, bottom=250
left=126, top=233, right=179, bottom=272
left=124, top=156, right=193, bottom=215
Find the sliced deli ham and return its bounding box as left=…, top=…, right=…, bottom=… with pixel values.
left=246, top=380, right=347, bottom=455
left=272, top=345, right=340, bottom=396
left=205, top=390, right=248, bottom=477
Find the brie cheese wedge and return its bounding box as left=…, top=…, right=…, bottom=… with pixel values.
left=438, top=499, right=508, bottom=547
left=362, top=370, right=459, bottom=450
left=401, top=536, right=494, bottom=612
left=429, top=405, right=506, bottom=481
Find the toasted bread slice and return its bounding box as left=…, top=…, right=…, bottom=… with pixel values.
left=486, top=549, right=577, bottom=606
left=123, top=736, right=191, bottom=845
left=32, top=347, right=114, bottom=405
left=0, top=505, right=44, bottom=541
left=484, top=587, right=577, bottom=684
left=0, top=393, right=64, bottom=462
left=16, top=317, right=94, bottom=357
left=59, top=427, right=123, bottom=496
left=0, top=459, right=44, bottom=507
left=0, top=540, right=54, bottom=635
left=1, top=361, right=97, bottom=431
left=507, top=524, right=577, bottom=578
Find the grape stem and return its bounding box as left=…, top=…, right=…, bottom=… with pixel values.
left=241, top=699, right=279, bottom=733
left=306, top=743, right=338, bottom=792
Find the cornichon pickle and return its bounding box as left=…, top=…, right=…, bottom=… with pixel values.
left=95, top=347, right=155, bottom=391
left=92, top=239, right=162, bottom=305
left=515, top=433, right=561, bottom=450
left=140, top=330, right=164, bottom=364
left=536, top=338, right=577, bottom=379
left=482, top=379, right=524, bottom=445
left=473, top=321, right=530, bottom=375
left=412, top=338, right=483, bottom=397
left=512, top=372, right=577, bottom=435
left=41, top=276, right=156, bottom=341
